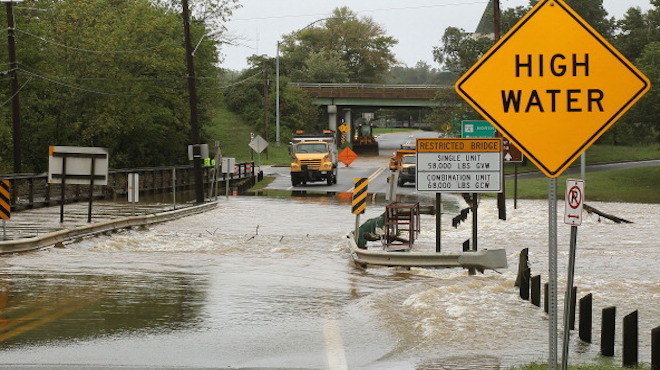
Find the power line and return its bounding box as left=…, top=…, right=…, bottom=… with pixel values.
left=0, top=77, right=31, bottom=109
left=15, top=28, right=173, bottom=54
left=215, top=69, right=264, bottom=89
left=231, top=1, right=488, bottom=21
left=18, top=68, right=135, bottom=97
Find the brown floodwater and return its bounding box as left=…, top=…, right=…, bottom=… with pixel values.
left=0, top=195, right=657, bottom=369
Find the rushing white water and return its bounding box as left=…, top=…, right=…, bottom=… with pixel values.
left=0, top=195, right=657, bottom=369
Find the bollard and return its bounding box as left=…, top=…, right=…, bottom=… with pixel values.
left=530, top=275, right=541, bottom=307
left=544, top=282, right=549, bottom=313
left=652, top=325, right=659, bottom=370
left=569, top=286, right=577, bottom=331
left=601, top=306, right=616, bottom=357
left=520, top=267, right=530, bottom=301
left=622, top=310, right=638, bottom=367
left=579, top=293, right=592, bottom=343
left=515, top=248, right=529, bottom=287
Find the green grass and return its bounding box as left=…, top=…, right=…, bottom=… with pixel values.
left=506, top=166, right=660, bottom=203
left=505, top=144, right=660, bottom=174
left=204, top=105, right=292, bottom=166
left=373, top=127, right=419, bottom=135
left=585, top=144, right=660, bottom=163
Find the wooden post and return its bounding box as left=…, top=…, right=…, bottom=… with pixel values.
left=515, top=248, right=529, bottom=287
left=600, top=306, right=616, bottom=357
left=520, top=267, right=530, bottom=300
left=531, top=275, right=541, bottom=307
left=544, top=282, right=549, bottom=313
left=622, top=310, right=638, bottom=367
left=651, top=325, right=659, bottom=370
left=579, top=294, right=592, bottom=343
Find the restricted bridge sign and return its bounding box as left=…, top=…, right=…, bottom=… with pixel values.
left=455, top=0, right=650, bottom=178
left=416, top=138, right=502, bottom=193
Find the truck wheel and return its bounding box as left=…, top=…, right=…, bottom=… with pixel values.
left=333, top=173, right=338, bottom=184
left=327, top=175, right=333, bottom=186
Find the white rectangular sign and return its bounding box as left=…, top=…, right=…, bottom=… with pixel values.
left=564, top=179, right=585, bottom=226
left=222, top=157, right=236, bottom=174
left=187, top=144, right=209, bottom=160
left=48, top=146, right=109, bottom=186
left=416, top=138, right=503, bottom=193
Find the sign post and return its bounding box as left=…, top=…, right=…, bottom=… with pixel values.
left=222, top=157, right=236, bottom=200
left=48, top=146, right=109, bottom=223
left=454, top=0, right=650, bottom=367
left=561, top=179, right=585, bottom=370
left=128, top=173, right=139, bottom=216
left=1, top=180, right=10, bottom=240
left=352, top=178, right=368, bottom=242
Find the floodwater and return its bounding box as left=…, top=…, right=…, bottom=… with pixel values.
left=0, top=194, right=657, bottom=369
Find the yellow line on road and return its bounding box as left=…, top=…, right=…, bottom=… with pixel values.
left=345, top=166, right=386, bottom=193
left=0, top=298, right=98, bottom=342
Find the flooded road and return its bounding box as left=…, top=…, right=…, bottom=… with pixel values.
left=0, top=194, right=657, bottom=369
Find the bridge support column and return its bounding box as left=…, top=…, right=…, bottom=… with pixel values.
left=328, top=105, right=337, bottom=132
left=343, top=108, right=352, bottom=145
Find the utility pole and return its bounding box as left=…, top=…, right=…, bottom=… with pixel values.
left=493, top=0, right=506, bottom=221
left=181, top=0, right=204, bottom=204
left=5, top=1, right=22, bottom=173
left=493, top=0, right=502, bottom=39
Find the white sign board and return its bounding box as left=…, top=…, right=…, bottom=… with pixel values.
left=187, top=144, right=209, bottom=160
left=128, top=173, right=139, bottom=203
left=48, top=146, right=109, bottom=185
left=249, top=135, right=268, bottom=153
left=564, top=179, right=585, bottom=226
left=222, top=157, right=236, bottom=174
left=416, top=138, right=503, bottom=193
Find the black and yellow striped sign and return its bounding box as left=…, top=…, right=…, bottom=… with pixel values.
left=0, top=180, right=10, bottom=220
left=351, top=178, right=368, bottom=215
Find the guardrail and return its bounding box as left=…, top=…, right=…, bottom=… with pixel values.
left=0, top=162, right=255, bottom=211
left=0, top=201, right=218, bottom=254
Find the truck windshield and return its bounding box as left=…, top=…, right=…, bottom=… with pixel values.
left=402, top=155, right=416, bottom=164
left=295, top=143, right=327, bottom=153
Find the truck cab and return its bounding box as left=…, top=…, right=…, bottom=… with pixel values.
left=397, top=154, right=416, bottom=186
left=290, top=130, right=338, bottom=186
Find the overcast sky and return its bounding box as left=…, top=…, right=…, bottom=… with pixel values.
left=220, top=0, right=653, bottom=72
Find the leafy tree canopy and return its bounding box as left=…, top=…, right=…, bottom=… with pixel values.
left=279, top=7, right=398, bottom=83
left=0, top=0, right=234, bottom=171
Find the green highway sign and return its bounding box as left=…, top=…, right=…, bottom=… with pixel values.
left=461, top=120, right=496, bottom=138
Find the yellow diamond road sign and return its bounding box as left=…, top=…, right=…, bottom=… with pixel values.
left=455, top=0, right=651, bottom=177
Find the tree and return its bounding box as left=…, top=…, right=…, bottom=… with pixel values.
left=290, top=50, right=349, bottom=83
left=614, top=3, right=660, bottom=61
left=388, top=61, right=454, bottom=85
left=0, top=0, right=232, bottom=171
left=222, top=55, right=320, bottom=144
left=279, top=7, right=398, bottom=83
left=432, top=27, right=493, bottom=75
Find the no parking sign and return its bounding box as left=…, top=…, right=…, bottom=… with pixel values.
left=564, top=179, right=585, bottom=226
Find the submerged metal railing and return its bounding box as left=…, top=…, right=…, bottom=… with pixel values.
left=0, top=162, right=255, bottom=211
